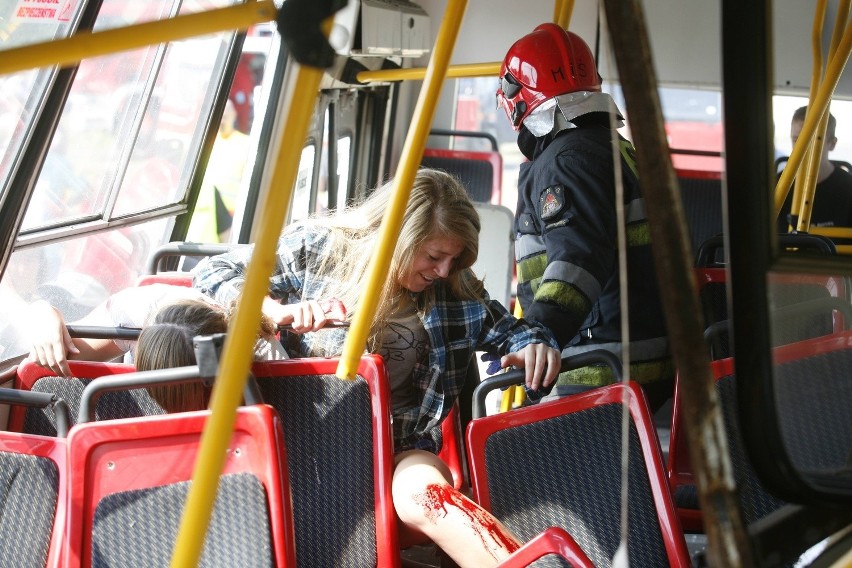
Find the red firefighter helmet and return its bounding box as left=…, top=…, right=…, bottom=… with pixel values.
left=497, top=23, right=601, bottom=130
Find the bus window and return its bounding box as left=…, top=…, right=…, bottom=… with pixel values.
left=0, top=0, right=242, bottom=367
left=0, top=216, right=171, bottom=360
left=773, top=95, right=852, bottom=167
left=20, top=1, right=237, bottom=232
left=110, top=35, right=227, bottom=217
left=290, top=144, right=316, bottom=223
left=317, top=116, right=353, bottom=214
left=335, top=134, right=352, bottom=210
left=658, top=86, right=723, bottom=172
left=0, top=3, right=79, bottom=193
left=453, top=77, right=522, bottom=211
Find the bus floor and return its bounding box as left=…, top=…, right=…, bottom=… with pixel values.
left=400, top=544, right=459, bottom=568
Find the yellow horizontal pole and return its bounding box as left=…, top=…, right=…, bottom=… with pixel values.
left=356, top=61, right=499, bottom=84
left=169, top=49, right=327, bottom=568
left=0, top=1, right=277, bottom=75
left=337, top=0, right=468, bottom=380
left=775, top=20, right=852, bottom=215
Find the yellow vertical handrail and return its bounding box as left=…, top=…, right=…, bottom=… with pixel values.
left=0, top=2, right=276, bottom=75
left=336, top=0, right=469, bottom=380
left=169, top=31, right=331, bottom=568
left=774, top=20, right=852, bottom=216
left=790, top=0, right=828, bottom=232
left=554, top=0, right=575, bottom=29
left=500, top=298, right=527, bottom=411
left=796, top=2, right=851, bottom=233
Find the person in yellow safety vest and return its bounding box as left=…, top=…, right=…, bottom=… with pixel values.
left=187, top=99, right=251, bottom=243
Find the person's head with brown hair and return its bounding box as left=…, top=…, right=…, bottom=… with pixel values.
left=136, top=299, right=228, bottom=413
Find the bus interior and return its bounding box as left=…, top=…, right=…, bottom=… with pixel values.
left=0, top=0, right=851, bottom=566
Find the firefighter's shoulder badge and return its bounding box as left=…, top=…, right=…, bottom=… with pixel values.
left=539, top=185, right=567, bottom=221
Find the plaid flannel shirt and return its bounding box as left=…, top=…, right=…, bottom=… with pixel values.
left=193, top=223, right=559, bottom=453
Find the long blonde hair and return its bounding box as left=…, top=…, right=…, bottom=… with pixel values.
left=302, top=168, right=484, bottom=349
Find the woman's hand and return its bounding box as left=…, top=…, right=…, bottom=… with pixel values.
left=499, top=343, right=561, bottom=392
left=262, top=297, right=347, bottom=334
left=25, top=300, right=80, bottom=377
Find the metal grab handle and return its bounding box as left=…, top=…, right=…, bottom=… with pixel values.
left=145, top=242, right=250, bottom=274
left=67, top=325, right=141, bottom=340
left=77, top=366, right=264, bottom=424
left=471, top=349, right=623, bottom=419
left=0, top=387, right=71, bottom=438
left=277, top=321, right=350, bottom=331
left=78, top=334, right=263, bottom=423
left=429, top=128, right=499, bottom=151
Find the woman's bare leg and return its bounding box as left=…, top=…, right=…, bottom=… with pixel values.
left=393, top=450, right=521, bottom=568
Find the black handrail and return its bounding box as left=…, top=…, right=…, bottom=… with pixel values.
left=0, top=387, right=71, bottom=438
left=76, top=333, right=262, bottom=422
left=145, top=242, right=249, bottom=275
left=471, top=349, right=623, bottom=419
left=67, top=325, right=141, bottom=340
left=696, top=233, right=836, bottom=267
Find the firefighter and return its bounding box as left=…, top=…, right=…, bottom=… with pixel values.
left=497, top=23, right=673, bottom=411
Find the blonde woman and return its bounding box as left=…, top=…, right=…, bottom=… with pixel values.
left=194, top=168, right=561, bottom=567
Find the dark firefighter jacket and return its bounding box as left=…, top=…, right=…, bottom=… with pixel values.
left=514, top=120, right=671, bottom=386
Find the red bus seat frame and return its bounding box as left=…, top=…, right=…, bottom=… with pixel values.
left=66, top=404, right=296, bottom=567
left=668, top=329, right=852, bottom=532
left=250, top=355, right=400, bottom=568
left=11, top=360, right=138, bottom=435
left=0, top=429, right=68, bottom=568
left=467, top=381, right=691, bottom=567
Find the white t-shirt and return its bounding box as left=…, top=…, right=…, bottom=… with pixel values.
left=376, top=298, right=427, bottom=410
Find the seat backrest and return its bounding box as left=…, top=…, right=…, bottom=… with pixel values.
left=470, top=203, right=514, bottom=308
left=422, top=128, right=503, bottom=205
left=0, top=428, right=67, bottom=568
left=676, top=168, right=724, bottom=256
left=421, top=148, right=503, bottom=204
left=770, top=331, right=852, bottom=496
left=695, top=266, right=848, bottom=360
left=713, top=365, right=788, bottom=525
left=66, top=404, right=296, bottom=568
left=250, top=355, right=399, bottom=568
left=466, top=381, right=690, bottom=567
left=12, top=360, right=163, bottom=436
left=668, top=354, right=791, bottom=532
